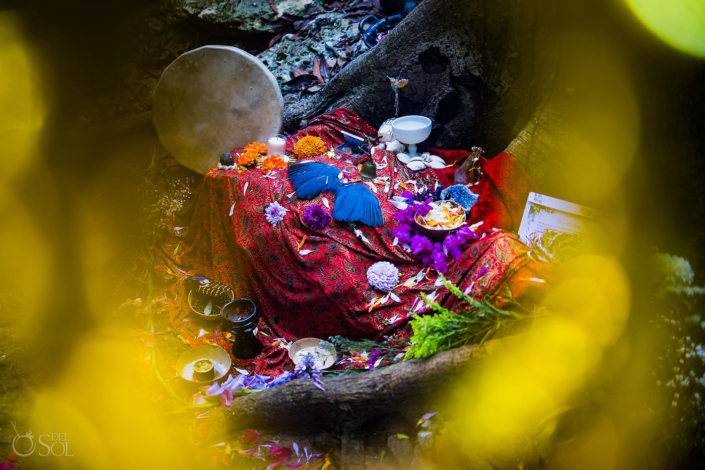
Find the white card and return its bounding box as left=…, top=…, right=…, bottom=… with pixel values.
left=517, top=192, right=598, bottom=246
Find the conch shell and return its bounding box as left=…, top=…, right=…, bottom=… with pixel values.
left=378, top=119, right=395, bottom=143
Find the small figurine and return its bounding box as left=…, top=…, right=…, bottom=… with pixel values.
left=377, top=118, right=406, bottom=153
left=388, top=72, right=408, bottom=118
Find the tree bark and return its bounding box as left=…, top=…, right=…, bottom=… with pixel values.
left=283, top=0, right=560, bottom=158
left=211, top=337, right=510, bottom=433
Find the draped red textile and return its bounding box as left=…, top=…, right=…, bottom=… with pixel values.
left=169, top=109, right=548, bottom=375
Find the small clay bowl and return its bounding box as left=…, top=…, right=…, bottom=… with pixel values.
left=193, top=359, right=215, bottom=381
left=176, top=344, right=231, bottom=384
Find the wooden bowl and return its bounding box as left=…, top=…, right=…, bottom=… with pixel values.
left=188, top=290, right=228, bottom=321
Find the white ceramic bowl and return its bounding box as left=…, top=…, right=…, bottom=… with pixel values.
left=288, top=338, right=337, bottom=370
left=176, top=344, right=232, bottom=384
left=391, top=115, right=432, bottom=145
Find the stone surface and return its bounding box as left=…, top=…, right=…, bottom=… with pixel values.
left=152, top=45, right=283, bottom=175
left=174, top=0, right=315, bottom=33
left=258, top=12, right=362, bottom=86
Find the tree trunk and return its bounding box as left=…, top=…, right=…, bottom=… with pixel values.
left=209, top=337, right=510, bottom=434
left=283, top=0, right=560, bottom=158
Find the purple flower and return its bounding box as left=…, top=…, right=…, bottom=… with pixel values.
left=455, top=225, right=478, bottom=244
left=367, top=261, right=400, bottom=291
left=265, top=201, right=288, bottom=226
left=394, top=205, right=416, bottom=224
left=410, top=235, right=433, bottom=257
left=430, top=248, right=448, bottom=274
left=302, top=204, right=332, bottom=231
left=443, top=234, right=463, bottom=260
left=220, top=389, right=233, bottom=407
left=368, top=350, right=382, bottom=369
left=267, top=371, right=295, bottom=388
left=295, top=355, right=325, bottom=391
left=391, top=223, right=413, bottom=243
left=244, top=374, right=271, bottom=390
left=471, top=265, right=489, bottom=282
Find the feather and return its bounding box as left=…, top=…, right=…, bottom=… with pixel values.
left=287, top=163, right=341, bottom=199
left=288, top=163, right=383, bottom=227
left=332, top=184, right=383, bottom=227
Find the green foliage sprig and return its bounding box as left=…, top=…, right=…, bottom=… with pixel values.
left=405, top=278, right=537, bottom=359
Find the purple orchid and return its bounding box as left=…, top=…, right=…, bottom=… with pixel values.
left=430, top=248, right=448, bottom=274
left=443, top=233, right=464, bottom=260
left=295, top=355, right=325, bottom=391
left=220, top=389, right=234, bottom=407
left=391, top=223, right=414, bottom=243
left=368, top=350, right=382, bottom=369
left=410, top=235, right=433, bottom=257
left=266, top=371, right=295, bottom=388
left=471, top=265, right=489, bottom=282
left=455, top=225, right=478, bottom=244
left=244, top=374, right=271, bottom=390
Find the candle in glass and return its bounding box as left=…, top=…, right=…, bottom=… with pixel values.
left=267, top=134, right=287, bottom=161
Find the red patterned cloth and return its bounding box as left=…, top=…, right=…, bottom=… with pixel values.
left=170, top=109, right=547, bottom=375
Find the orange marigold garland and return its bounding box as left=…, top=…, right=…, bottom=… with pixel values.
left=238, top=142, right=267, bottom=167
left=262, top=154, right=287, bottom=173
left=293, top=136, right=327, bottom=159
left=244, top=142, right=268, bottom=154
left=238, top=149, right=259, bottom=167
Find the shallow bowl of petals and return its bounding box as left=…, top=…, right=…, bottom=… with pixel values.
left=414, top=200, right=467, bottom=240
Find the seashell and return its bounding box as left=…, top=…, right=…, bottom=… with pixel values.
left=378, top=119, right=395, bottom=143
left=428, top=154, right=445, bottom=164
left=396, top=152, right=411, bottom=163
left=385, top=140, right=406, bottom=153
left=428, top=160, right=446, bottom=169
left=409, top=156, right=425, bottom=163
left=407, top=160, right=427, bottom=171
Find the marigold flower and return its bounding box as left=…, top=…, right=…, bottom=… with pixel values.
left=244, top=141, right=268, bottom=154
left=293, top=136, right=328, bottom=159
left=262, top=154, right=287, bottom=173
left=238, top=148, right=259, bottom=167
